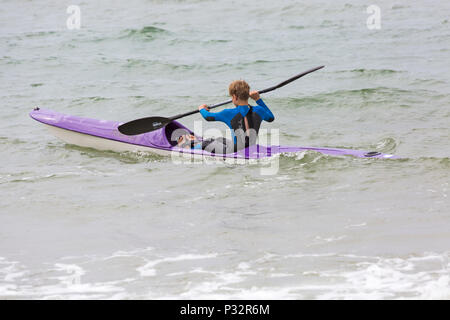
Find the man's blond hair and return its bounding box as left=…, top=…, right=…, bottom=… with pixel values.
left=229, top=80, right=250, bottom=100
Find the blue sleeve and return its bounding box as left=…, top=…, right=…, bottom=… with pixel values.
left=200, top=108, right=230, bottom=123
left=255, top=98, right=274, bottom=122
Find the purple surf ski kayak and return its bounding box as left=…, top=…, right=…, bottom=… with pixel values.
left=29, top=108, right=397, bottom=160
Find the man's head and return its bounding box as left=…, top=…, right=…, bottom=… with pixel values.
left=229, top=80, right=250, bottom=105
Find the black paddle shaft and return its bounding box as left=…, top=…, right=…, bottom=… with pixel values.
left=118, top=65, right=324, bottom=135
left=168, top=99, right=231, bottom=122
left=170, top=65, right=325, bottom=121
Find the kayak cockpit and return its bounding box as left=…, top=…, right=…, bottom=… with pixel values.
left=166, top=122, right=193, bottom=146
left=144, top=121, right=194, bottom=148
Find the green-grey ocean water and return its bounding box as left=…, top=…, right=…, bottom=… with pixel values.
left=0, top=0, right=449, bottom=299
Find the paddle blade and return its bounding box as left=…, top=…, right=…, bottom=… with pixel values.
left=118, top=116, right=170, bottom=135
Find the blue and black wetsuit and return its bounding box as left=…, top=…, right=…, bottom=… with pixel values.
left=199, top=98, right=274, bottom=154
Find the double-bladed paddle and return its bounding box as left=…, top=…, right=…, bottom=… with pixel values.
left=118, top=65, right=325, bottom=135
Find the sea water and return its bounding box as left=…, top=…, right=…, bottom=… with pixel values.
left=0, top=0, right=449, bottom=299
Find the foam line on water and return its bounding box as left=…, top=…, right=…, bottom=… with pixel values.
left=136, top=253, right=218, bottom=277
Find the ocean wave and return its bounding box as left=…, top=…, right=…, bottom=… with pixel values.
left=5, top=172, right=77, bottom=184
left=409, top=156, right=450, bottom=168
left=120, top=57, right=293, bottom=71
left=316, top=253, right=450, bottom=299
left=137, top=253, right=218, bottom=277
left=0, top=136, right=27, bottom=145
left=59, top=144, right=166, bottom=164
left=120, top=26, right=169, bottom=41
left=391, top=4, right=411, bottom=10
left=323, top=138, right=399, bottom=157
left=203, top=39, right=231, bottom=44
left=2, top=247, right=448, bottom=300
left=279, top=150, right=348, bottom=171
left=0, top=256, right=125, bottom=299
left=2, top=56, right=22, bottom=65
left=366, top=137, right=398, bottom=154
left=281, top=87, right=431, bottom=109
left=23, top=30, right=58, bottom=38
left=122, top=58, right=195, bottom=70
left=278, top=150, right=450, bottom=171
left=288, top=25, right=305, bottom=30
left=336, top=68, right=403, bottom=77
left=70, top=96, right=113, bottom=104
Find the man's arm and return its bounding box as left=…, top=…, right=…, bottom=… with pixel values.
left=198, top=104, right=226, bottom=122
left=255, top=98, right=274, bottom=122
left=249, top=92, right=274, bottom=122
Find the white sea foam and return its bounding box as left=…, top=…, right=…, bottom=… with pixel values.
left=105, top=247, right=154, bottom=259
left=0, top=257, right=125, bottom=299
left=136, top=253, right=218, bottom=277
left=1, top=250, right=449, bottom=299
left=289, top=252, right=450, bottom=300
left=150, top=252, right=450, bottom=300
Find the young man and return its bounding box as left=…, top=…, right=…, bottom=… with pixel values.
left=197, top=80, right=274, bottom=154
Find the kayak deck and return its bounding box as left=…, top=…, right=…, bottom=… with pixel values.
left=29, top=108, right=397, bottom=159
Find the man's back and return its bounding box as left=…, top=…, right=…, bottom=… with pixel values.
left=200, top=98, right=274, bottom=150
left=197, top=80, right=275, bottom=153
